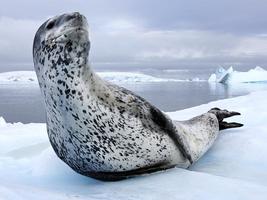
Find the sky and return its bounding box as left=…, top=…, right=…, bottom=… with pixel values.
left=1, top=0, right=267, bottom=71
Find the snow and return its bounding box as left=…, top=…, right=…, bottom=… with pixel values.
left=0, top=71, right=204, bottom=84
left=0, top=71, right=37, bottom=83
left=1, top=90, right=267, bottom=199
left=2, top=66, right=267, bottom=85
left=208, top=66, right=267, bottom=83
left=97, top=71, right=180, bottom=83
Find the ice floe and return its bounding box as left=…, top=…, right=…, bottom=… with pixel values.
left=1, top=90, right=267, bottom=199
left=208, top=66, right=267, bottom=84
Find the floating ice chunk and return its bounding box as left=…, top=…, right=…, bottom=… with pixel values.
left=208, top=66, right=234, bottom=83
left=192, top=77, right=200, bottom=82
left=216, top=66, right=233, bottom=83
left=208, top=73, right=216, bottom=82
left=0, top=71, right=37, bottom=84
left=0, top=117, right=6, bottom=127
left=208, top=66, right=267, bottom=84
left=0, top=70, right=203, bottom=84
left=98, top=72, right=170, bottom=83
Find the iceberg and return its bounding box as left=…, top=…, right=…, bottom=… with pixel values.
left=0, top=71, right=38, bottom=84
left=208, top=66, right=267, bottom=84
left=1, top=90, right=267, bottom=199
left=0, top=117, right=6, bottom=127
left=97, top=71, right=179, bottom=83
left=0, top=70, right=204, bottom=84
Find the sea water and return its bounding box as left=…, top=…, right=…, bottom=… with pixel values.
left=1, top=64, right=267, bottom=123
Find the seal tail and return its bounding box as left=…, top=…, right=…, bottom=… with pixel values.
left=208, top=108, right=243, bottom=130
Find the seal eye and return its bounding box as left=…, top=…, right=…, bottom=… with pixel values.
left=46, top=20, right=55, bottom=30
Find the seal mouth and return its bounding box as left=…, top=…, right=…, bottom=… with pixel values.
left=48, top=27, right=88, bottom=43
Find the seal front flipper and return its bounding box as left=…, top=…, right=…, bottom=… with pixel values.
left=208, top=108, right=244, bottom=130
left=107, top=83, right=194, bottom=165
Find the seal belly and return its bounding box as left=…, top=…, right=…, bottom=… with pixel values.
left=46, top=95, right=187, bottom=174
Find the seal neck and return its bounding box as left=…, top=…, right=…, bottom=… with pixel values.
left=42, top=40, right=91, bottom=80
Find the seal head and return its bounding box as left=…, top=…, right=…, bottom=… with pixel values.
left=33, top=12, right=90, bottom=82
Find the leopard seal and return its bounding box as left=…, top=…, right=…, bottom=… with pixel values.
left=33, top=12, right=243, bottom=181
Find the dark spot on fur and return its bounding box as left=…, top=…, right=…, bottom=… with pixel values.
left=63, top=68, right=68, bottom=74
left=65, top=89, right=70, bottom=95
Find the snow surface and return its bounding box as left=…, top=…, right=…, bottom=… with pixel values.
left=208, top=66, right=267, bottom=83
left=1, top=91, right=267, bottom=199
left=0, top=71, right=203, bottom=84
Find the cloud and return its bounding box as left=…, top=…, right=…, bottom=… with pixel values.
left=1, top=16, right=267, bottom=71
left=0, top=17, right=41, bottom=64
left=90, top=20, right=267, bottom=65
left=1, top=0, right=267, bottom=34
left=231, top=36, right=267, bottom=57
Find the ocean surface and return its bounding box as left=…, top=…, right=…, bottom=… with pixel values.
left=1, top=64, right=267, bottom=123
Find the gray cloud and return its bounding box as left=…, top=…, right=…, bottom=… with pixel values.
left=1, top=0, right=267, bottom=71
left=2, top=0, right=267, bottom=34
left=90, top=22, right=267, bottom=64
left=0, top=17, right=41, bottom=63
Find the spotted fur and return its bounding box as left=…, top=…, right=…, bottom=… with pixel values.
left=33, top=12, right=220, bottom=181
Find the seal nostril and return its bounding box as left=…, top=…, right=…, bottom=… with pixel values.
left=73, top=12, right=80, bottom=17
left=65, top=15, right=76, bottom=22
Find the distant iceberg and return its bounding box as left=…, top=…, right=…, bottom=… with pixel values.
left=208, top=66, right=267, bottom=84
left=0, top=70, right=204, bottom=84
left=97, top=71, right=179, bottom=83
left=0, top=71, right=37, bottom=83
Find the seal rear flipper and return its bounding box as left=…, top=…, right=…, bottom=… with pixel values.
left=218, top=121, right=243, bottom=130
left=149, top=106, right=193, bottom=164
left=208, top=108, right=244, bottom=130
left=173, top=112, right=220, bottom=164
